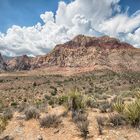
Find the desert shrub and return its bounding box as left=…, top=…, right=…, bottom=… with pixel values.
left=0, top=116, right=8, bottom=134
left=72, top=111, right=89, bottom=139
left=33, top=82, right=37, bottom=87
left=84, top=96, right=99, bottom=108
left=40, top=114, right=61, bottom=128
left=59, top=111, right=68, bottom=118
left=2, top=109, right=13, bottom=120
left=113, top=99, right=125, bottom=114
left=0, top=100, right=4, bottom=113
left=77, top=120, right=89, bottom=139
left=113, top=98, right=140, bottom=127
left=72, top=111, right=88, bottom=122
left=48, top=97, right=58, bottom=106
left=24, top=106, right=40, bottom=120
left=124, top=100, right=140, bottom=126
left=58, top=95, right=69, bottom=105
left=96, top=117, right=105, bottom=135
left=135, top=91, right=140, bottom=99
left=18, top=102, right=29, bottom=112
left=51, top=89, right=57, bottom=96
left=108, top=113, right=125, bottom=127
left=99, top=101, right=112, bottom=113
left=0, top=79, right=4, bottom=83
left=10, top=102, right=18, bottom=108
left=44, top=95, right=51, bottom=100
left=96, top=116, right=108, bottom=127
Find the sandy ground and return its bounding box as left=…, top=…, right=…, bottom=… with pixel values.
left=1, top=106, right=140, bottom=140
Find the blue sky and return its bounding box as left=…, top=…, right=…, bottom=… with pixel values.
left=0, top=0, right=71, bottom=32
left=0, top=0, right=140, bottom=32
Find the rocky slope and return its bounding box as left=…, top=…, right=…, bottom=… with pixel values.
left=32, top=35, right=140, bottom=72
left=0, top=53, right=7, bottom=71
left=0, top=35, right=140, bottom=72
left=6, top=55, right=32, bottom=71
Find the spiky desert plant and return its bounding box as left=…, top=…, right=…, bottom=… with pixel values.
left=66, top=90, right=86, bottom=112
left=124, top=100, right=140, bottom=126
left=135, top=91, right=140, bottom=99
left=113, top=99, right=125, bottom=114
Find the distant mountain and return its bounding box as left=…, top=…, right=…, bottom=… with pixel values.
left=0, top=53, right=7, bottom=71
left=31, top=35, right=140, bottom=72
left=7, top=55, right=32, bottom=71
left=0, top=35, right=140, bottom=72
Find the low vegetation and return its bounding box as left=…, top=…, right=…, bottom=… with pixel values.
left=24, top=106, right=40, bottom=120
left=40, top=114, right=61, bottom=128
left=0, top=70, right=140, bottom=137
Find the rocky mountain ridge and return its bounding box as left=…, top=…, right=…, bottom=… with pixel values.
left=0, top=53, right=7, bottom=71
left=0, top=35, right=140, bottom=72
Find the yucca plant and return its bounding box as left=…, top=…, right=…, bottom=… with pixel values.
left=124, top=100, right=140, bottom=126
left=135, top=91, right=140, bottom=99
left=113, top=99, right=125, bottom=114
left=66, top=90, right=86, bottom=112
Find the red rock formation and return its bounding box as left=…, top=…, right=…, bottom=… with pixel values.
left=32, top=35, right=140, bottom=72
left=2, top=35, right=140, bottom=72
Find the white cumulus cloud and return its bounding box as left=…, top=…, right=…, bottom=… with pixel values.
left=0, top=0, right=140, bottom=56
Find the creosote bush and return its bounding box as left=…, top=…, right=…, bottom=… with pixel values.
left=24, top=106, right=40, bottom=120
left=40, top=114, right=61, bottom=128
